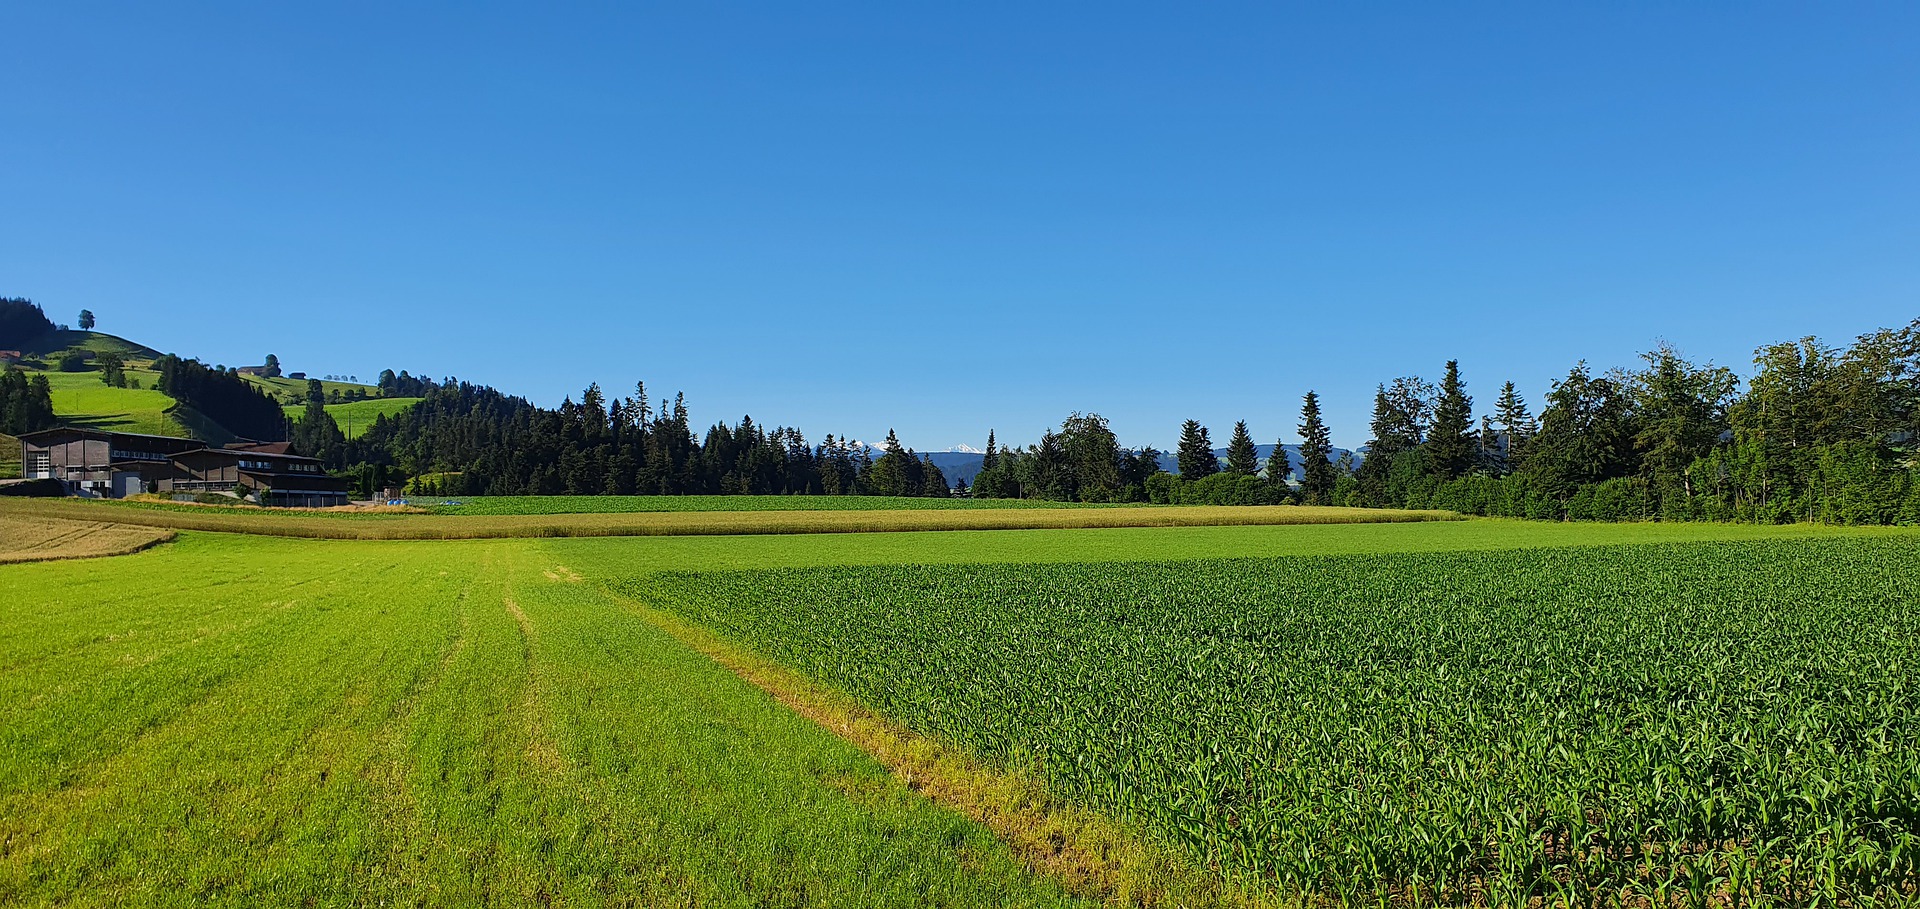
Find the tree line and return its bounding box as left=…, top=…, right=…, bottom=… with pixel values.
left=294, top=377, right=956, bottom=498
left=284, top=316, right=1918, bottom=524
left=1342, top=320, right=1919, bottom=523
left=0, top=369, right=56, bottom=435
left=151, top=355, right=289, bottom=442
left=0, top=298, right=56, bottom=347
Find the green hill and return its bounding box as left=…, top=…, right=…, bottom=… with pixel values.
left=35, top=369, right=190, bottom=437
left=283, top=396, right=420, bottom=439
left=12, top=330, right=162, bottom=360
left=245, top=374, right=381, bottom=404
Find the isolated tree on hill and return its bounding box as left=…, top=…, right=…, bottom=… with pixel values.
left=1298, top=391, right=1336, bottom=504
left=78, top=309, right=95, bottom=331
left=262, top=354, right=282, bottom=378
left=1427, top=359, right=1474, bottom=479
left=1176, top=420, right=1219, bottom=481
left=1224, top=420, right=1259, bottom=476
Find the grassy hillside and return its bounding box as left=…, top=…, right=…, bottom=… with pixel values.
left=12, top=329, right=162, bottom=359
left=33, top=370, right=189, bottom=438
left=282, top=396, right=419, bottom=438
left=245, top=374, right=381, bottom=403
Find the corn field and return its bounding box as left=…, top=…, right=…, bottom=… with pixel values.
left=638, top=538, right=1920, bottom=906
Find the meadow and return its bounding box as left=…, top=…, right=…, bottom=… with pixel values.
left=6, top=512, right=1918, bottom=906
left=280, top=396, right=420, bottom=438
left=32, top=369, right=185, bottom=437
left=0, top=534, right=1089, bottom=907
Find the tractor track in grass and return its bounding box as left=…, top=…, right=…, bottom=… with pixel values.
left=573, top=567, right=1273, bottom=909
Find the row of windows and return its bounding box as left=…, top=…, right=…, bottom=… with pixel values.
left=238, top=459, right=321, bottom=473
left=110, top=449, right=171, bottom=462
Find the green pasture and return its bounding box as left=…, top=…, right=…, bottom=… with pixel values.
left=0, top=534, right=1085, bottom=907
left=245, top=374, right=380, bottom=403
left=6, top=517, right=1917, bottom=905
left=33, top=369, right=187, bottom=437
left=282, top=396, right=420, bottom=438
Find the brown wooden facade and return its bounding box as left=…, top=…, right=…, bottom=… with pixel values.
left=18, top=427, right=350, bottom=506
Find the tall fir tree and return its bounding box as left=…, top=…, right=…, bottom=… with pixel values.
left=1493, top=380, right=1536, bottom=474
left=1298, top=391, right=1336, bottom=504
left=1427, top=359, right=1474, bottom=479
left=1224, top=420, right=1259, bottom=475
left=1265, top=435, right=1292, bottom=489
left=1176, top=419, right=1219, bottom=480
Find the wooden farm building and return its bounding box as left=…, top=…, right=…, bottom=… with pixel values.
left=18, top=427, right=350, bottom=507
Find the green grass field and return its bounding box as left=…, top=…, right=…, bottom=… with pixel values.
left=7, top=517, right=1917, bottom=905
left=17, top=330, right=162, bottom=359
left=245, top=374, right=381, bottom=402
left=0, top=433, right=19, bottom=479
left=427, top=494, right=1141, bottom=514
left=33, top=369, right=188, bottom=437
left=281, top=396, right=420, bottom=438
left=0, top=534, right=1088, bottom=907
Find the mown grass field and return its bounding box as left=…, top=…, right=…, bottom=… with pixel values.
left=7, top=516, right=1918, bottom=905
left=32, top=369, right=186, bottom=437
left=281, top=396, right=420, bottom=438
left=0, top=534, right=1091, bottom=907
left=0, top=497, right=1463, bottom=540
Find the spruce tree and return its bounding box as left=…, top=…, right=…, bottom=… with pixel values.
left=1297, top=391, right=1336, bottom=504
left=1224, top=420, right=1258, bottom=475
left=1265, top=436, right=1292, bottom=486
left=1427, top=359, right=1474, bottom=479
left=1493, top=381, right=1536, bottom=472
left=1176, top=420, right=1218, bottom=480
left=981, top=429, right=998, bottom=470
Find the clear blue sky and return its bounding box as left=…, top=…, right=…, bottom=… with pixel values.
left=5, top=4, right=1916, bottom=451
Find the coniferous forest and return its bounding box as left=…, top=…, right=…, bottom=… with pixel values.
left=272, top=315, right=1920, bottom=524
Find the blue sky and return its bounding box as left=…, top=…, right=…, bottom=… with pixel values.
left=4, top=4, right=1916, bottom=451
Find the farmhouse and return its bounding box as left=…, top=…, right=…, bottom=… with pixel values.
left=18, top=427, right=350, bottom=507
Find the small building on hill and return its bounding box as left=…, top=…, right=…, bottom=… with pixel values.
left=17, top=427, right=350, bottom=506
left=0, top=350, right=22, bottom=365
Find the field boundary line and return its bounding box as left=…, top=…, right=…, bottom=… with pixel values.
left=584, top=572, right=1285, bottom=909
